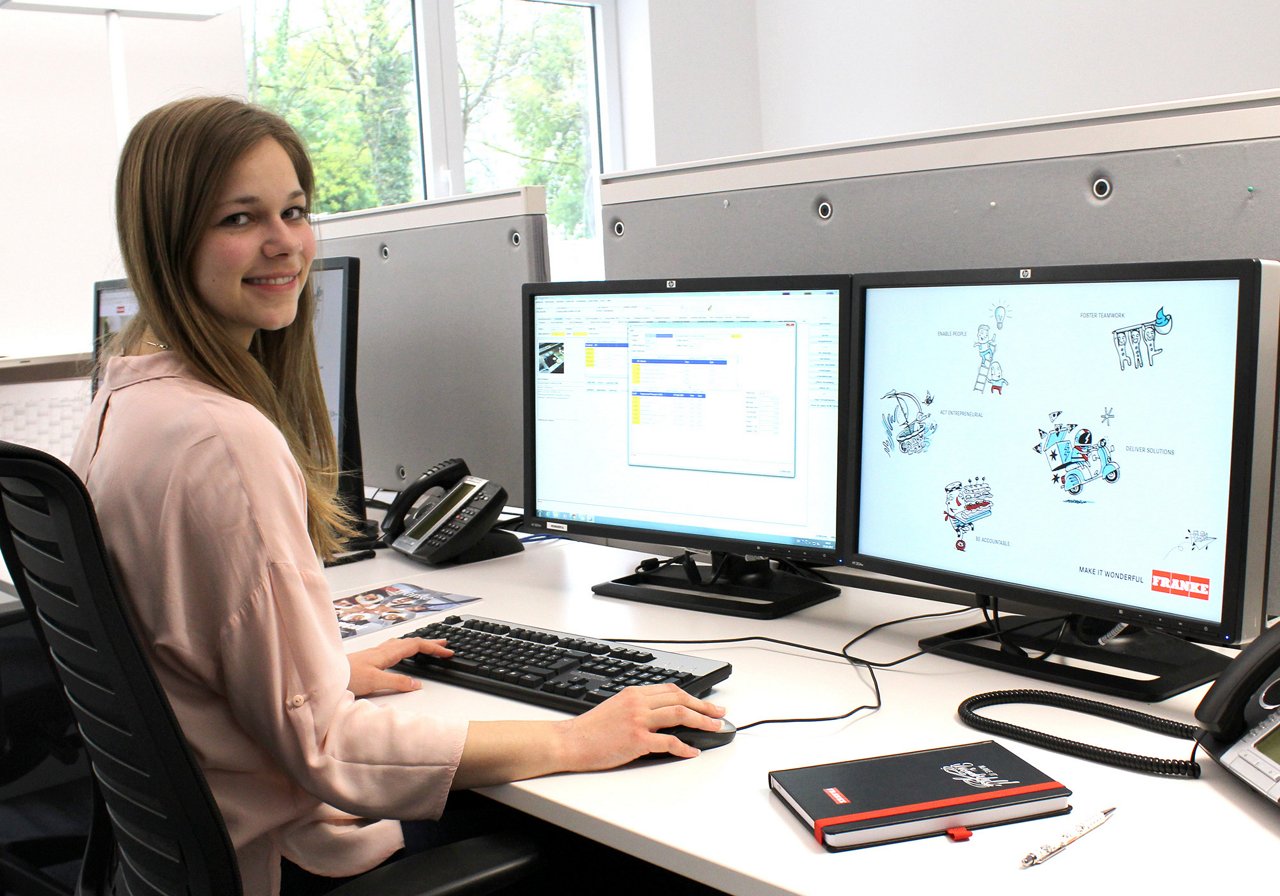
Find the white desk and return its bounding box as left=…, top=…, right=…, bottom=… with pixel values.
left=329, top=539, right=1280, bottom=895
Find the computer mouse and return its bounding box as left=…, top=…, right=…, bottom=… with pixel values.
left=658, top=719, right=737, bottom=751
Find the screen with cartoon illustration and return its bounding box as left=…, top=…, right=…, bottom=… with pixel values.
left=852, top=260, right=1278, bottom=649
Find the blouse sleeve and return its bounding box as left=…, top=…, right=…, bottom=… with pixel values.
left=179, top=403, right=469, bottom=821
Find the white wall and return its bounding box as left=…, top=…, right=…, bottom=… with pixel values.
left=624, top=0, right=762, bottom=169
left=1, top=12, right=118, bottom=360
left=0, top=9, right=245, bottom=361
left=752, top=0, right=1280, bottom=150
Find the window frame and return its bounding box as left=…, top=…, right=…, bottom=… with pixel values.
left=412, top=0, right=621, bottom=201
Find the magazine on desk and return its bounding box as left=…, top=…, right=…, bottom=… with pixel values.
left=332, top=581, right=479, bottom=639
left=769, top=740, right=1071, bottom=851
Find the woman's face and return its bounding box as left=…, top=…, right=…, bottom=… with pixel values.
left=192, top=137, right=315, bottom=348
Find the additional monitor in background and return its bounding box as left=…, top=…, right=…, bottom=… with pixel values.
left=850, top=259, right=1280, bottom=700
left=310, top=256, right=374, bottom=543
left=523, top=275, right=851, bottom=618
left=92, top=278, right=139, bottom=393
left=91, top=263, right=374, bottom=543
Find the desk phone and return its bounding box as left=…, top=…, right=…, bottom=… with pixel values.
left=380, top=458, right=522, bottom=565
left=1197, top=621, right=1280, bottom=806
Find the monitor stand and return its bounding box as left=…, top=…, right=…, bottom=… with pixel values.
left=919, top=613, right=1231, bottom=702
left=592, top=552, right=839, bottom=619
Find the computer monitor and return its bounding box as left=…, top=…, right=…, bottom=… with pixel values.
left=92, top=260, right=372, bottom=541
left=92, top=278, right=139, bottom=392
left=523, top=275, right=851, bottom=618
left=309, top=256, right=371, bottom=540
left=850, top=259, right=1280, bottom=700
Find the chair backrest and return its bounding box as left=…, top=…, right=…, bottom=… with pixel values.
left=0, top=440, right=241, bottom=896
left=0, top=610, right=79, bottom=787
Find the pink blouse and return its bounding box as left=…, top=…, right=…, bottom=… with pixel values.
left=71, top=352, right=468, bottom=896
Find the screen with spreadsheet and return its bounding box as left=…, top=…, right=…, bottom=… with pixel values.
left=523, top=276, right=849, bottom=566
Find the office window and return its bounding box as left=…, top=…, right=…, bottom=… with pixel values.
left=243, top=0, right=608, bottom=276
left=243, top=1, right=425, bottom=214
left=455, top=1, right=601, bottom=243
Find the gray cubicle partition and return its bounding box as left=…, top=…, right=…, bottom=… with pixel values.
left=316, top=189, right=548, bottom=498
left=600, top=93, right=1280, bottom=278
left=599, top=92, right=1280, bottom=615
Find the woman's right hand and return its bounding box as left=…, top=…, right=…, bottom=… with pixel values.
left=559, top=683, right=728, bottom=768
left=452, top=684, right=727, bottom=789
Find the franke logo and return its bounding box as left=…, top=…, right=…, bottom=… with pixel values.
left=1151, top=569, right=1210, bottom=600
left=823, top=787, right=850, bottom=805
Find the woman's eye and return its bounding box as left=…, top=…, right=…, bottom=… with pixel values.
left=221, top=212, right=251, bottom=227
left=283, top=206, right=309, bottom=221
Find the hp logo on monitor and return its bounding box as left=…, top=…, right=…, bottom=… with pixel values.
left=666, top=280, right=677, bottom=289
left=1020, top=269, right=1033, bottom=279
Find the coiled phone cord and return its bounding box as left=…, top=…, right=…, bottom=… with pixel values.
left=958, top=688, right=1202, bottom=778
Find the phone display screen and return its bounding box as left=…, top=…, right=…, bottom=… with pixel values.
left=405, top=480, right=480, bottom=541
left=1253, top=721, right=1280, bottom=764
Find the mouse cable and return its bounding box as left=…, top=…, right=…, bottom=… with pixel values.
left=601, top=632, right=881, bottom=732
left=957, top=688, right=1203, bottom=779
left=983, top=598, right=1071, bottom=662
left=842, top=607, right=1073, bottom=669
left=841, top=605, right=978, bottom=657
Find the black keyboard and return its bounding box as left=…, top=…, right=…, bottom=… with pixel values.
left=397, top=614, right=732, bottom=715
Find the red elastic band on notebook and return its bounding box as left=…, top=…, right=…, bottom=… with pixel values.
left=945, top=827, right=972, bottom=842
left=813, top=780, right=1064, bottom=845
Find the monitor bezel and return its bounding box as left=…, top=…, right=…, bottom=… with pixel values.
left=92, top=277, right=135, bottom=394
left=522, top=273, right=853, bottom=569
left=846, top=258, right=1275, bottom=647
left=310, top=255, right=367, bottom=526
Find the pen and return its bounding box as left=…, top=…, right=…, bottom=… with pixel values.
left=1020, top=807, right=1115, bottom=868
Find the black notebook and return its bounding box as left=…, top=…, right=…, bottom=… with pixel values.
left=769, top=740, right=1071, bottom=851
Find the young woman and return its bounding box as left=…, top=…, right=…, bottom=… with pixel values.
left=72, top=96, right=726, bottom=896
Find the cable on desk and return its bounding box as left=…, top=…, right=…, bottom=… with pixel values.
left=606, top=632, right=881, bottom=732
left=958, top=688, right=1202, bottom=778
left=841, top=605, right=978, bottom=659
left=983, top=598, right=1071, bottom=662
left=842, top=608, right=1072, bottom=669
left=774, top=557, right=834, bottom=584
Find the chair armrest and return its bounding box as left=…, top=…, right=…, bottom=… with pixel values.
left=327, top=831, right=542, bottom=896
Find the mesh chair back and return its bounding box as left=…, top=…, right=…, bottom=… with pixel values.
left=0, top=440, right=240, bottom=896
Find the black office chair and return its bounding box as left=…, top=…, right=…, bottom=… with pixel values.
left=0, top=440, right=541, bottom=896
left=0, top=602, right=87, bottom=896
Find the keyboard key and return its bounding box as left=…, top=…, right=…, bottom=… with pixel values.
left=397, top=614, right=731, bottom=716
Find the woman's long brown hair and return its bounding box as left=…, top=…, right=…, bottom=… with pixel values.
left=110, top=96, right=353, bottom=559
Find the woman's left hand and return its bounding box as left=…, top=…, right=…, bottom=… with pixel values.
left=346, top=637, right=453, bottom=697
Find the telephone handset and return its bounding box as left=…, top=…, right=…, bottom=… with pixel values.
left=1195, top=621, right=1280, bottom=804
left=380, top=458, right=522, bottom=566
